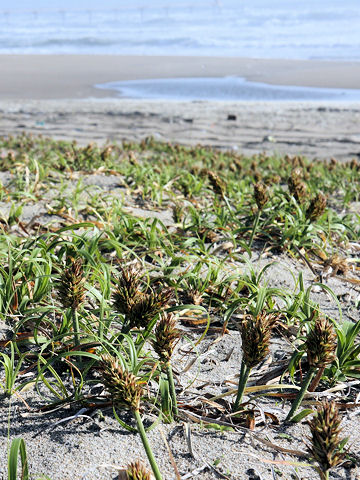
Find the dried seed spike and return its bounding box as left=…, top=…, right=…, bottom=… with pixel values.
left=185, top=287, right=203, bottom=306
left=307, top=400, right=347, bottom=476
left=288, top=168, right=307, bottom=203
left=99, top=354, right=143, bottom=411
left=349, top=158, right=358, bottom=170
left=57, top=257, right=85, bottom=311
left=329, top=157, right=337, bottom=171
left=323, top=255, right=349, bottom=277
left=306, top=192, right=327, bottom=222
left=113, top=264, right=143, bottom=315
left=306, top=315, right=337, bottom=369
left=254, top=181, right=269, bottom=210
left=128, top=287, right=174, bottom=329
left=207, top=170, right=226, bottom=197
left=153, top=313, right=180, bottom=363
left=239, top=311, right=279, bottom=369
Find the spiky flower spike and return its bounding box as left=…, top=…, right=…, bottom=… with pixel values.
left=307, top=192, right=327, bottom=222
left=286, top=316, right=337, bottom=422
left=306, top=316, right=337, bottom=369
left=307, top=401, right=347, bottom=480
left=99, top=354, right=142, bottom=411
left=57, top=257, right=85, bottom=311
left=288, top=167, right=307, bottom=203
left=153, top=313, right=180, bottom=363
left=254, top=181, right=269, bottom=210
left=128, top=288, right=174, bottom=329
left=100, top=356, right=163, bottom=480
left=233, top=311, right=279, bottom=411
left=153, top=312, right=180, bottom=419
left=113, top=264, right=143, bottom=315
left=126, top=461, right=152, bottom=480
left=207, top=170, right=226, bottom=197
left=240, top=311, right=279, bottom=369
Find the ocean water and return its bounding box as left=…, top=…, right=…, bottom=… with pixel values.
left=97, top=77, right=360, bottom=102
left=0, top=0, right=359, bottom=60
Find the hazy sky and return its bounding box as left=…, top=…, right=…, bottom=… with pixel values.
left=1, top=0, right=357, bottom=11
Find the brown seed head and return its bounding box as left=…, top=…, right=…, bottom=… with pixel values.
left=101, top=145, right=113, bottom=162
left=306, top=192, right=327, bottom=222
left=197, top=227, right=219, bottom=244
left=307, top=400, right=347, bottom=474
left=254, top=181, right=269, bottom=210
left=329, top=158, right=337, bottom=171
left=57, top=257, right=85, bottom=310
left=306, top=316, right=337, bottom=369
left=233, top=158, right=243, bottom=172
left=239, top=311, right=279, bottom=368
left=288, top=168, right=307, bottom=203
left=128, top=287, right=174, bottom=329
left=349, top=158, right=358, bottom=170
left=184, top=287, right=204, bottom=305
left=153, top=313, right=181, bottom=363
left=207, top=170, right=226, bottom=197
left=292, top=155, right=305, bottom=168
left=99, top=354, right=143, bottom=411
left=113, top=264, right=143, bottom=315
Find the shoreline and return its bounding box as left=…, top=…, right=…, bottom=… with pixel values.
left=1, top=55, right=360, bottom=100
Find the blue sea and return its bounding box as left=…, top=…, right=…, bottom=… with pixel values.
left=1, top=0, right=359, bottom=100
left=1, top=0, right=359, bottom=59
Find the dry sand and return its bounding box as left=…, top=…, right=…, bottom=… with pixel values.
left=1, top=99, right=360, bottom=161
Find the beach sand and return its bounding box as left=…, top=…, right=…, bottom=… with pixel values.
left=1, top=55, right=360, bottom=161
left=1, top=55, right=360, bottom=480
left=2, top=55, right=360, bottom=100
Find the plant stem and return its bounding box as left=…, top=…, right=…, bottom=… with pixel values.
left=166, top=362, right=178, bottom=418
left=317, top=468, right=329, bottom=480
left=286, top=366, right=316, bottom=422
left=249, top=210, right=261, bottom=249
left=71, top=309, right=80, bottom=347
left=308, top=365, right=325, bottom=392
left=133, top=409, right=163, bottom=480
left=160, top=370, right=172, bottom=422
left=233, top=361, right=251, bottom=412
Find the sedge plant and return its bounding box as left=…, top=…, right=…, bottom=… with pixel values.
left=286, top=315, right=337, bottom=422
left=233, top=310, right=279, bottom=412
left=99, top=354, right=163, bottom=480
left=57, top=257, right=86, bottom=349
left=153, top=313, right=181, bottom=421
left=249, top=181, right=269, bottom=248
left=307, top=400, right=347, bottom=480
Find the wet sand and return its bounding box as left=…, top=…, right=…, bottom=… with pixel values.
left=1, top=55, right=360, bottom=100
